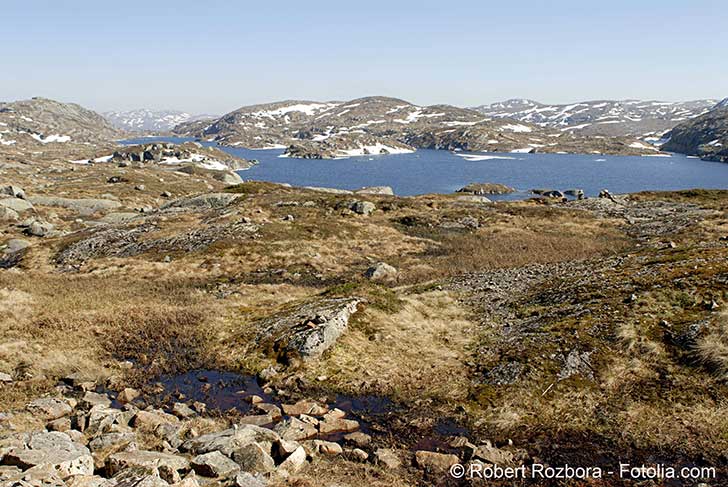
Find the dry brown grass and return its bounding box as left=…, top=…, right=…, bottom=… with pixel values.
left=694, top=313, right=728, bottom=379
left=301, top=290, right=473, bottom=403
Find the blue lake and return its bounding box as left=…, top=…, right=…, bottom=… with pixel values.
left=120, top=137, right=728, bottom=199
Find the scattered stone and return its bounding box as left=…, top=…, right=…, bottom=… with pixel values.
left=117, top=388, right=140, bottom=404
left=161, top=191, right=172, bottom=198
left=1, top=185, right=26, bottom=199
left=456, top=183, right=514, bottom=195
left=0, top=372, right=12, bottom=383
left=47, top=417, right=72, bottom=432
left=350, top=200, right=375, bottom=215
left=132, top=410, right=179, bottom=430
left=276, top=446, right=306, bottom=474
left=0, top=197, right=34, bottom=213
left=281, top=400, right=328, bottom=417
left=318, top=416, right=359, bottom=435
left=256, top=298, right=360, bottom=361
left=355, top=186, right=394, bottom=195
left=0, top=206, right=19, bottom=222
left=364, top=262, right=397, bottom=280
left=473, top=442, right=514, bottom=465
left=3, top=431, right=94, bottom=477
left=190, top=451, right=240, bottom=478
left=161, top=193, right=239, bottom=210
left=346, top=448, right=369, bottom=462
left=313, top=440, right=342, bottom=456
left=26, top=398, right=73, bottom=420
left=180, top=425, right=279, bottom=457
left=172, top=402, right=196, bottom=419
left=107, top=451, right=190, bottom=484
left=25, top=220, right=55, bottom=237
left=135, top=185, right=146, bottom=191
left=374, top=448, right=401, bottom=469
left=273, top=417, right=317, bottom=441
left=80, top=391, right=112, bottom=409
left=234, top=472, right=267, bottom=487
left=415, top=450, right=460, bottom=471
left=343, top=432, right=371, bottom=447
left=232, top=443, right=275, bottom=473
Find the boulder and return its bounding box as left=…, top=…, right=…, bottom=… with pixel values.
left=256, top=298, right=360, bottom=361
left=456, top=183, right=515, bottom=195
left=190, top=451, right=240, bottom=478
left=415, top=450, right=460, bottom=471
left=0, top=372, right=13, bottom=383
left=1, top=185, right=25, bottom=199
left=79, top=391, right=112, bottom=409
left=318, top=417, right=359, bottom=435
left=161, top=193, right=239, bottom=210
left=0, top=197, right=33, bottom=213
left=25, top=219, right=54, bottom=237
left=87, top=432, right=136, bottom=453
left=456, top=195, right=492, bottom=203
left=374, top=448, right=401, bottom=469
left=117, top=388, right=140, bottom=404
left=276, top=446, right=306, bottom=474
left=350, top=200, right=375, bottom=215
left=364, top=262, right=397, bottom=281
left=303, top=186, right=353, bottom=194
left=3, top=239, right=30, bottom=254
left=281, top=400, right=328, bottom=417
left=213, top=171, right=244, bottom=186
left=472, top=442, right=514, bottom=465
left=234, top=472, right=267, bottom=487
left=28, top=196, right=121, bottom=215
left=2, top=431, right=94, bottom=477
left=171, top=402, right=196, bottom=419
left=231, top=443, right=275, bottom=473
left=26, top=398, right=72, bottom=420
left=132, top=410, right=178, bottom=430
left=0, top=206, right=19, bottom=221
left=180, top=424, right=279, bottom=457
left=107, top=451, right=190, bottom=484
left=355, top=186, right=394, bottom=195
left=273, top=417, right=317, bottom=441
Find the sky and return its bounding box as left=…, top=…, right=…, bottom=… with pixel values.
left=1, top=0, right=726, bottom=114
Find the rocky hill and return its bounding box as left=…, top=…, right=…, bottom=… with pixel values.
left=103, top=109, right=217, bottom=133
left=472, top=98, right=717, bottom=138
left=174, top=96, right=663, bottom=158
left=0, top=97, right=121, bottom=147
left=662, top=101, right=728, bottom=162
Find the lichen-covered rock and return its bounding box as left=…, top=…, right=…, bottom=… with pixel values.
left=2, top=431, right=94, bottom=477
left=256, top=298, right=360, bottom=362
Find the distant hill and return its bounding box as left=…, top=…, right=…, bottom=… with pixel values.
left=174, top=96, right=662, bottom=158
left=0, top=97, right=121, bottom=147
left=662, top=100, right=728, bottom=162
left=471, top=98, right=717, bottom=138
left=103, top=109, right=217, bottom=132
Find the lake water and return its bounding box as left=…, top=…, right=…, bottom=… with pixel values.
left=120, top=137, right=728, bottom=199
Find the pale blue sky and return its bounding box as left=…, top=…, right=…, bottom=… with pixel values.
left=1, top=0, right=725, bottom=113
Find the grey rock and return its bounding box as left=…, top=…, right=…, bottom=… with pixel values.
left=234, top=472, right=267, bottom=487
left=172, top=402, right=196, bottom=419
left=161, top=193, right=239, bottom=211
left=256, top=298, right=360, bottom=361
left=456, top=195, right=492, bottom=203
left=0, top=206, right=19, bottom=221
left=3, top=239, right=30, bottom=254
left=213, top=171, right=244, bottom=186
left=190, top=451, right=240, bottom=478
left=364, top=262, right=397, bottom=281
left=272, top=418, right=317, bottom=441
left=25, top=220, right=55, bottom=237
left=0, top=372, right=12, bottom=383
left=107, top=450, right=190, bottom=484
left=231, top=443, right=275, bottom=473
left=26, top=398, right=72, bottom=420
left=0, top=197, right=33, bottom=213
left=79, top=391, right=112, bottom=409
left=28, top=196, right=121, bottom=215
left=180, top=424, right=279, bottom=457
left=87, top=432, right=136, bottom=453
left=355, top=186, right=394, bottom=195
left=276, top=445, right=306, bottom=474
left=2, top=431, right=94, bottom=477
left=303, top=186, right=353, bottom=194
left=1, top=185, right=26, bottom=199
left=350, top=200, right=375, bottom=215
left=374, top=448, right=401, bottom=469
